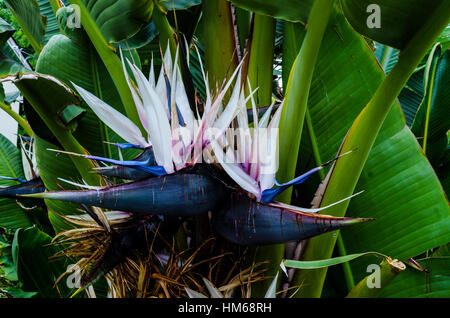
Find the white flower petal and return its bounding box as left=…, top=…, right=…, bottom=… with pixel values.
left=259, top=100, right=276, bottom=129
left=270, top=191, right=364, bottom=213
left=120, top=51, right=149, bottom=132
left=127, top=63, right=174, bottom=173
left=72, top=83, right=148, bottom=147
left=211, top=140, right=260, bottom=198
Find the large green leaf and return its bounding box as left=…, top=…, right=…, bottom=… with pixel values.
left=65, top=0, right=145, bottom=133
left=159, top=0, right=201, bottom=10
left=373, top=43, right=399, bottom=75
left=0, top=133, right=32, bottom=230
left=78, top=0, right=153, bottom=43
left=3, top=0, right=47, bottom=52
left=340, top=0, right=444, bottom=49
left=38, top=0, right=64, bottom=44
left=397, top=70, right=424, bottom=127
left=0, top=17, right=15, bottom=48
left=282, top=7, right=449, bottom=294
left=12, top=227, right=71, bottom=297
left=379, top=256, right=450, bottom=298
left=36, top=35, right=109, bottom=157
left=411, top=46, right=450, bottom=166
left=0, top=233, right=36, bottom=297
left=36, top=32, right=137, bottom=160
left=2, top=72, right=101, bottom=186
left=228, top=0, right=313, bottom=24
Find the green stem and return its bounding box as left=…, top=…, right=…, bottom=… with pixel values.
left=67, top=0, right=145, bottom=136
left=276, top=0, right=334, bottom=204
left=0, top=102, right=34, bottom=137
left=336, top=235, right=355, bottom=291
left=305, top=108, right=324, bottom=179
left=246, top=14, right=275, bottom=107
left=89, top=46, right=111, bottom=159
left=292, top=1, right=450, bottom=298
left=268, top=0, right=334, bottom=298
left=307, top=108, right=355, bottom=291
left=422, top=54, right=439, bottom=155
left=152, top=4, right=177, bottom=57
left=48, top=0, right=62, bottom=16
left=234, top=7, right=251, bottom=53
left=199, top=0, right=238, bottom=251
left=202, top=0, right=238, bottom=90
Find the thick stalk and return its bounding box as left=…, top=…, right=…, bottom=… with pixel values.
left=48, top=0, right=62, bottom=16
left=234, top=7, right=251, bottom=54
left=422, top=54, right=439, bottom=155
left=152, top=4, right=177, bottom=57
left=305, top=108, right=323, bottom=178
left=256, top=0, right=332, bottom=298
left=246, top=14, right=275, bottom=107
left=308, top=108, right=356, bottom=292
left=276, top=0, right=334, bottom=202
left=67, top=0, right=145, bottom=136
left=0, top=102, right=34, bottom=137
left=293, top=1, right=450, bottom=298
left=202, top=0, right=238, bottom=90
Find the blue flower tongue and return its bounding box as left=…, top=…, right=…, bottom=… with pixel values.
left=109, top=143, right=145, bottom=150
left=261, top=151, right=352, bottom=203
left=164, top=74, right=186, bottom=127
left=0, top=176, right=26, bottom=184
left=260, top=167, right=322, bottom=203
left=85, top=155, right=167, bottom=176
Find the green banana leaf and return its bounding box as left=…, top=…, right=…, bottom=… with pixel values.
left=0, top=50, right=26, bottom=77
left=397, top=71, right=424, bottom=127
left=1, top=236, right=17, bottom=283
left=411, top=46, right=450, bottom=166
left=374, top=44, right=399, bottom=74
left=0, top=17, right=15, bottom=47
left=159, top=0, right=201, bottom=10
left=36, top=31, right=138, bottom=160
left=228, top=0, right=313, bottom=24
left=12, top=227, right=71, bottom=297
left=373, top=43, right=426, bottom=127
left=282, top=7, right=449, bottom=287
left=114, top=21, right=157, bottom=50
left=379, top=255, right=450, bottom=297
left=38, top=0, right=64, bottom=44
left=340, top=0, right=444, bottom=49
left=3, top=0, right=47, bottom=53
left=0, top=133, right=32, bottom=230
left=3, top=72, right=101, bottom=187
left=75, top=0, right=153, bottom=43
left=0, top=233, right=37, bottom=297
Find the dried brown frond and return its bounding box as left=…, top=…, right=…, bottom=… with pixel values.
left=50, top=207, right=271, bottom=298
